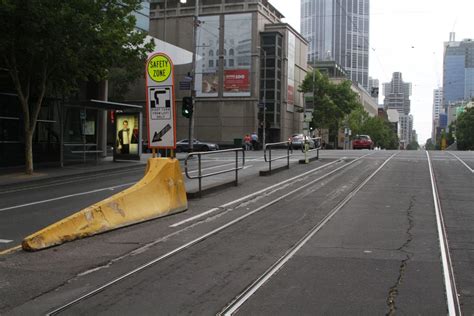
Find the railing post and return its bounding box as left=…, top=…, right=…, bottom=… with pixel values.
left=198, top=154, right=202, bottom=197
left=287, top=142, right=290, bottom=168
left=269, top=147, right=272, bottom=174
left=235, top=149, right=238, bottom=186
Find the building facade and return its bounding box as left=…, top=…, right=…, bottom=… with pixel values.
left=431, top=87, right=443, bottom=142
left=149, top=0, right=308, bottom=144
left=383, top=72, right=412, bottom=148
left=301, top=0, right=370, bottom=90
left=443, top=33, right=474, bottom=110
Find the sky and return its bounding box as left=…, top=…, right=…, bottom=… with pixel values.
left=269, top=0, right=474, bottom=144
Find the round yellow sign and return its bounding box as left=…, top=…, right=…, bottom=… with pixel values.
left=147, top=54, right=172, bottom=82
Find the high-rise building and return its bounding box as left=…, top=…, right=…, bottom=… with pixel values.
left=301, top=0, right=370, bottom=89
left=368, top=76, right=379, bottom=102
left=431, top=88, right=443, bottom=142
left=383, top=72, right=412, bottom=148
left=443, top=33, right=474, bottom=109
left=149, top=0, right=309, bottom=144
left=383, top=72, right=412, bottom=115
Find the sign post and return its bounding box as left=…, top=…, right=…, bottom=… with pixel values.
left=145, top=53, right=176, bottom=155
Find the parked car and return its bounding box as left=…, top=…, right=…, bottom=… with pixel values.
left=352, top=135, right=374, bottom=150
left=288, top=134, right=315, bottom=150
left=176, top=139, right=219, bottom=152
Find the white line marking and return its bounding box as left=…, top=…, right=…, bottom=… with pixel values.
left=170, top=159, right=342, bottom=228
left=0, top=239, right=13, bottom=243
left=0, top=182, right=135, bottom=213
left=426, top=151, right=461, bottom=316
left=0, top=168, right=142, bottom=195
left=220, top=153, right=397, bottom=315
left=448, top=151, right=474, bottom=173
left=170, top=153, right=374, bottom=228
left=46, top=154, right=377, bottom=315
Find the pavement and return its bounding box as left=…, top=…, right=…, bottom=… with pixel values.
left=0, top=153, right=190, bottom=191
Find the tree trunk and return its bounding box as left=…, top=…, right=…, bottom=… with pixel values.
left=24, top=128, right=34, bottom=174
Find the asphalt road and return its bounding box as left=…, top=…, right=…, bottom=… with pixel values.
left=0, top=150, right=473, bottom=315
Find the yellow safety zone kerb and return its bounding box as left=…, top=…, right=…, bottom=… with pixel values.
left=22, top=158, right=187, bottom=251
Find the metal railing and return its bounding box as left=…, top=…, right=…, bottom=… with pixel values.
left=263, top=141, right=291, bottom=174
left=184, top=148, right=245, bottom=197
left=300, top=137, right=322, bottom=162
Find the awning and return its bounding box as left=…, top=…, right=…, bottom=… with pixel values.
left=67, top=99, right=143, bottom=111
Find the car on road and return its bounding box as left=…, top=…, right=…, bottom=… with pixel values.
left=352, top=135, right=374, bottom=150
left=288, top=134, right=315, bottom=150
left=176, top=139, right=220, bottom=152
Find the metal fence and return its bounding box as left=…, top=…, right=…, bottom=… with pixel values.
left=184, top=148, right=245, bottom=197
left=263, top=141, right=291, bottom=174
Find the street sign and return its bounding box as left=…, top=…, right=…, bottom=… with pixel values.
left=146, top=53, right=176, bottom=149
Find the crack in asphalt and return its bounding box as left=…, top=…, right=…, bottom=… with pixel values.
left=386, top=196, right=415, bottom=316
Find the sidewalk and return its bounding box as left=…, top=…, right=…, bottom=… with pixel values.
left=0, top=154, right=187, bottom=190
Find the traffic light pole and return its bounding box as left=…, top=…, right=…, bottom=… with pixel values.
left=189, top=0, right=199, bottom=153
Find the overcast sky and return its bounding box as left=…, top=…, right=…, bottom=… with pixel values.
left=269, top=0, right=474, bottom=144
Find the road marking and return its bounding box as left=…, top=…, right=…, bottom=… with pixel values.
left=0, top=182, right=135, bottom=213
left=0, top=245, right=21, bottom=256
left=448, top=151, right=474, bottom=173
left=219, top=153, right=397, bottom=315
left=46, top=153, right=379, bottom=315
left=426, top=151, right=461, bottom=316
left=0, top=239, right=13, bottom=243
left=170, top=159, right=343, bottom=228
left=0, top=168, right=143, bottom=195
left=170, top=153, right=376, bottom=228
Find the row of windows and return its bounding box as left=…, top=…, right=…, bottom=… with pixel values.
left=208, top=59, right=235, bottom=67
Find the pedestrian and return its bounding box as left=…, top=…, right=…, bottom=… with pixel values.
left=251, top=132, right=259, bottom=150
left=244, top=134, right=251, bottom=151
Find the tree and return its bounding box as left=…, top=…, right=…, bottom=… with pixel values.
left=299, top=70, right=360, bottom=147
left=456, top=107, right=474, bottom=150
left=347, top=106, right=399, bottom=149
left=406, top=141, right=420, bottom=150
left=0, top=0, right=153, bottom=174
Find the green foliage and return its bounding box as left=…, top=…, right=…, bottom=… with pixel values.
left=0, top=0, right=154, bottom=173
left=299, top=70, right=360, bottom=146
left=446, top=122, right=456, bottom=146
left=456, top=107, right=474, bottom=150
left=347, top=106, right=399, bottom=149
left=425, top=138, right=436, bottom=150
left=1, top=0, right=153, bottom=96
left=347, top=104, right=369, bottom=137
left=406, top=141, right=420, bottom=150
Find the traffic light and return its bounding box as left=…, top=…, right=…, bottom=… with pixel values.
left=182, top=97, right=193, bottom=118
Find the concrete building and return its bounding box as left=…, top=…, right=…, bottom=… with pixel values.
left=443, top=33, right=474, bottom=110
left=399, top=114, right=413, bottom=148
left=383, top=72, right=412, bottom=115
left=368, top=76, right=379, bottom=103
left=431, top=87, right=443, bottom=143
left=301, top=0, right=370, bottom=90
left=149, top=0, right=309, bottom=144
left=383, top=72, right=412, bottom=148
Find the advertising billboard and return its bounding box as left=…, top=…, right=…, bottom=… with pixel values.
left=223, top=13, right=252, bottom=97
left=115, top=113, right=140, bottom=158
left=195, top=15, right=220, bottom=97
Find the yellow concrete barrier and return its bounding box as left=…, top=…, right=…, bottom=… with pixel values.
left=22, top=158, right=187, bottom=251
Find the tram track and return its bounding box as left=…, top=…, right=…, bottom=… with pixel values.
left=44, top=152, right=380, bottom=315
left=218, top=153, right=397, bottom=315
left=426, top=151, right=462, bottom=315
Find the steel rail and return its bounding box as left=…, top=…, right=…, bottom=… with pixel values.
left=219, top=152, right=397, bottom=315
left=426, top=151, right=462, bottom=316
left=45, top=152, right=377, bottom=315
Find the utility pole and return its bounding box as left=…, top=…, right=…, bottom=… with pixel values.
left=262, top=48, right=267, bottom=149
left=179, top=0, right=198, bottom=152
